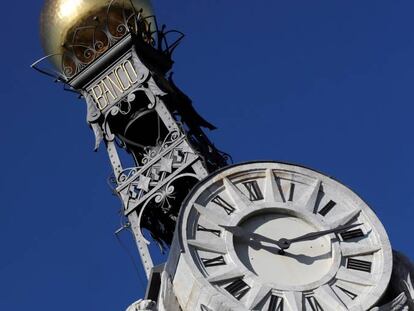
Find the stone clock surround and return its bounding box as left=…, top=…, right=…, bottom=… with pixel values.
left=165, top=161, right=393, bottom=311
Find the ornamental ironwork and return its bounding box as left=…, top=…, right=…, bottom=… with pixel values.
left=32, top=0, right=184, bottom=83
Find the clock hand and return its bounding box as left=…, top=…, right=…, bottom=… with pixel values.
left=219, top=225, right=283, bottom=249
left=277, top=223, right=363, bottom=250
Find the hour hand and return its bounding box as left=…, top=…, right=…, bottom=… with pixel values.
left=219, top=225, right=281, bottom=246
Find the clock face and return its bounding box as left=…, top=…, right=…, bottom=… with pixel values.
left=178, top=162, right=392, bottom=310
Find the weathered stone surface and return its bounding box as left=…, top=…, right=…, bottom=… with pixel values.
left=126, top=299, right=157, bottom=311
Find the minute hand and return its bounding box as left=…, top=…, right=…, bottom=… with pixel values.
left=277, top=223, right=362, bottom=250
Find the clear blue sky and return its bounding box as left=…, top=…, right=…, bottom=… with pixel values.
left=0, top=1, right=413, bottom=310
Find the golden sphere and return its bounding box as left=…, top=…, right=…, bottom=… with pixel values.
left=40, top=0, right=153, bottom=60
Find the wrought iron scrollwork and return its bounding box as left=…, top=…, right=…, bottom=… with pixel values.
left=32, top=0, right=185, bottom=82
left=117, top=167, right=141, bottom=184
left=141, top=130, right=181, bottom=165
left=134, top=172, right=200, bottom=248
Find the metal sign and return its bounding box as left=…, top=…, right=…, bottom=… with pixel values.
left=86, top=57, right=141, bottom=111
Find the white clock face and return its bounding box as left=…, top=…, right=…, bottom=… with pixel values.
left=178, top=162, right=392, bottom=310
left=234, top=213, right=333, bottom=288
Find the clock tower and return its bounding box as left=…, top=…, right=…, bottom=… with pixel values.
left=34, top=1, right=413, bottom=310
left=35, top=0, right=228, bottom=281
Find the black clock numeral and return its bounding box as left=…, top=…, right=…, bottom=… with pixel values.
left=306, top=296, right=323, bottom=311
left=200, top=304, right=212, bottom=311
left=340, top=229, right=364, bottom=241
left=288, top=183, right=295, bottom=202
left=201, top=256, right=226, bottom=267
left=212, top=195, right=235, bottom=215
left=197, top=224, right=221, bottom=237
left=268, top=295, right=284, bottom=311
left=347, top=258, right=372, bottom=273
left=318, top=200, right=336, bottom=216
left=224, top=278, right=250, bottom=300
left=335, top=285, right=357, bottom=300
left=242, top=180, right=263, bottom=201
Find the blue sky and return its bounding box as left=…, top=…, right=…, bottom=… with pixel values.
left=0, top=1, right=413, bottom=310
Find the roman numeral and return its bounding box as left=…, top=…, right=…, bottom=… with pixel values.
left=201, top=256, right=226, bottom=267
left=306, top=296, right=323, bottom=311
left=212, top=195, right=235, bottom=215
left=288, top=183, right=295, bottom=201
left=197, top=224, right=221, bottom=237
left=335, top=285, right=357, bottom=300
left=318, top=200, right=336, bottom=216
left=224, top=278, right=250, bottom=300
left=242, top=180, right=263, bottom=201
left=340, top=229, right=364, bottom=241
left=200, top=304, right=212, bottom=311
left=347, top=258, right=372, bottom=273
left=268, top=295, right=283, bottom=311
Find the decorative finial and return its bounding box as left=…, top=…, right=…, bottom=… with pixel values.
left=39, top=0, right=154, bottom=76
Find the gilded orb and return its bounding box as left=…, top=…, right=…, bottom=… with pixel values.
left=40, top=0, right=153, bottom=70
